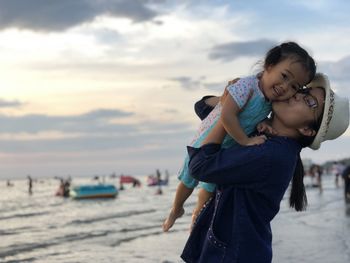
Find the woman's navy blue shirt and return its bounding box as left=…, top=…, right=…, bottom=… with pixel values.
left=181, top=97, right=302, bottom=263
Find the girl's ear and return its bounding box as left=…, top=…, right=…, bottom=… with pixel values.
left=297, top=126, right=316, bottom=137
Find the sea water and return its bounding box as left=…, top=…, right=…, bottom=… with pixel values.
left=0, top=175, right=349, bottom=263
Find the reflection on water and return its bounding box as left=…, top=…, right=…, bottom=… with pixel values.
left=272, top=176, right=350, bottom=263
left=345, top=204, right=350, bottom=217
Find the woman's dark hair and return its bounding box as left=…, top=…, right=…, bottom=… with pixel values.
left=290, top=156, right=308, bottom=211
left=289, top=91, right=324, bottom=211
left=264, top=42, right=316, bottom=84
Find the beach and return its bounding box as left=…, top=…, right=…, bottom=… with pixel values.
left=1, top=175, right=350, bottom=263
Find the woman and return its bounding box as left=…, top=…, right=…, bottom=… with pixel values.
left=181, top=73, right=349, bottom=263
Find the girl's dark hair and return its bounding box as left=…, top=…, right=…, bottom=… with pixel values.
left=264, top=42, right=316, bottom=84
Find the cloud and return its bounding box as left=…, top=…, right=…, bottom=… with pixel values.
left=0, top=106, right=193, bottom=142
left=316, top=55, right=350, bottom=97
left=0, top=110, right=194, bottom=153
left=0, top=108, right=135, bottom=134
left=0, top=0, right=163, bottom=32
left=0, top=130, right=191, bottom=153
left=170, top=76, right=227, bottom=92
left=0, top=99, right=23, bottom=108
left=208, top=39, right=277, bottom=62
left=318, top=55, right=350, bottom=82
left=170, top=76, right=206, bottom=91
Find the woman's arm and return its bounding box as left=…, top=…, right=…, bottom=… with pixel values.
left=189, top=119, right=269, bottom=186
left=194, top=95, right=217, bottom=120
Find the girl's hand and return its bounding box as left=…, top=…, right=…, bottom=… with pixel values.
left=245, top=135, right=267, bottom=146
left=257, top=121, right=278, bottom=135
left=190, top=208, right=201, bottom=232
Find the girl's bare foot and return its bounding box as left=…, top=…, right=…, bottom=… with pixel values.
left=162, top=207, right=185, bottom=232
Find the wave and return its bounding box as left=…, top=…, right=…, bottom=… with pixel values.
left=69, top=209, right=156, bottom=225
left=0, top=211, right=50, bottom=221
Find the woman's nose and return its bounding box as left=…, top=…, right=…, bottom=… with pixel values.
left=294, top=93, right=303, bottom=100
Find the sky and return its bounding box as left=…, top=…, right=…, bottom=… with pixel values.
left=1, top=0, right=350, bottom=179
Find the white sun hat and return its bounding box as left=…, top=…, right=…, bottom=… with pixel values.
left=308, top=73, right=349, bottom=150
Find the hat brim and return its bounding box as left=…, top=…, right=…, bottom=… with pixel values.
left=308, top=73, right=331, bottom=150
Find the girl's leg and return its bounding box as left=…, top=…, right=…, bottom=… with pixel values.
left=163, top=182, right=194, bottom=232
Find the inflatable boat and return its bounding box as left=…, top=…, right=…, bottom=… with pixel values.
left=70, top=184, right=118, bottom=199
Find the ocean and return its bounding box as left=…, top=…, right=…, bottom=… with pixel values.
left=1, top=175, right=349, bottom=263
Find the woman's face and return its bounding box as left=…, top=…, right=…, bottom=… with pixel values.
left=272, top=87, right=325, bottom=129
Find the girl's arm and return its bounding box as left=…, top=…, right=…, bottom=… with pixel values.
left=221, top=95, right=266, bottom=146
left=221, top=95, right=249, bottom=145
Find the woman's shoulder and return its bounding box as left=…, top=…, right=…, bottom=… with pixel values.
left=265, top=136, right=301, bottom=162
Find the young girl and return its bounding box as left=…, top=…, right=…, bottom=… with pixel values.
left=163, top=42, right=316, bottom=232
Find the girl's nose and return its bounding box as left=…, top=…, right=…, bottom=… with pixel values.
left=280, top=83, right=288, bottom=94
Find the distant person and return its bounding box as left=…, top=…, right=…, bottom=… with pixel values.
left=156, top=169, right=162, bottom=183
left=6, top=180, right=14, bottom=187
left=132, top=178, right=141, bottom=188
left=163, top=42, right=316, bottom=232
left=155, top=186, right=163, bottom=195
left=164, top=170, right=170, bottom=183
left=27, top=175, right=33, bottom=194
left=342, top=165, right=350, bottom=203
left=156, top=169, right=163, bottom=194
left=63, top=179, right=70, bottom=197
left=310, top=164, right=323, bottom=193
left=332, top=161, right=345, bottom=188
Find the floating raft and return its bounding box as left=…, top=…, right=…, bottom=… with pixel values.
left=70, top=184, right=118, bottom=199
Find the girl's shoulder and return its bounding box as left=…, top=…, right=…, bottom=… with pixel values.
left=227, top=75, right=259, bottom=94
left=236, top=75, right=259, bottom=85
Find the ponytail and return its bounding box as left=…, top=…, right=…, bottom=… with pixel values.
left=289, top=155, right=308, bottom=211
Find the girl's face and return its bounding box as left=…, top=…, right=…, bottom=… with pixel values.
left=272, top=87, right=325, bottom=129
left=260, top=57, right=310, bottom=101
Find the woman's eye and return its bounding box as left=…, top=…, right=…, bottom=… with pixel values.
left=281, top=73, right=288, bottom=80
left=305, top=96, right=317, bottom=107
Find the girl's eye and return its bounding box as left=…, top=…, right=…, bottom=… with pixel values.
left=281, top=73, right=288, bottom=80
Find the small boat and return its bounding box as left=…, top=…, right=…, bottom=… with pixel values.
left=147, top=175, right=169, bottom=186
left=69, top=184, right=118, bottom=199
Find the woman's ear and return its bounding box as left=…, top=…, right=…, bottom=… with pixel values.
left=298, top=126, right=316, bottom=137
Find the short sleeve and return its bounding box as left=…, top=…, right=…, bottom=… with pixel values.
left=227, top=76, right=256, bottom=109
